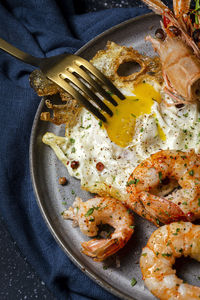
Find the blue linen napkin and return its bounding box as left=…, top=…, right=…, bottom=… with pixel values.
left=0, top=1, right=149, bottom=299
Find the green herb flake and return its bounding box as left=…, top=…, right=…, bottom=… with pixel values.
left=182, top=201, right=188, bottom=205
left=142, top=253, right=147, bottom=257
left=85, top=208, right=94, bottom=217
left=198, top=198, right=200, bottom=207
left=158, top=171, right=162, bottom=183
left=189, top=170, right=194, bottom=176
left=71, top=190, right=75, bottom=195
left=99, top=120, right=103, bottom=127
left=129, top=225, right=135, bottom=229
left=156, top=251, right=159, bottom=256
left=156, top=219, right=160, bottom=225
left=167, top=240, right=171, bottom=246
left=71, top=147, right=76, bottom=153
left=126, top=178, right=140, bottom=186
left=162, top=253, right=172, bottom=257
left=131, top=277, right=137, bottom=287
left=103, top=265, right=108, bottom=270
left=183, top=113, right=188, bottom=117
left=131, top=113, right=136, bottom=118
left=173, top=228, right=180, bottom=235
left=140, top=127, right=144, bottom=133
left=70, top=138, right=75, bottom=144
left=154, top=268, right=160, bottom=272
left=195, top=0, right=200, bottom=24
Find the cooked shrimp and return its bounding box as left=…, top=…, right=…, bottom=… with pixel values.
left=63, top=196, right=134, bottom=261
left=140, top=222, right=200, bottom=300
left=146, top=36, right=200, bottom=103
left=126, top=149, right=200, bottom=226
left=141, top=0, right=200, bottom=103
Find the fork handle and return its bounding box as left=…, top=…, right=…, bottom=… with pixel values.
left=0, top=37, right=42, bottom=67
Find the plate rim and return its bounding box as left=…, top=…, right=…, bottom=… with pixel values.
left=29, top=12, right=156, bottom=300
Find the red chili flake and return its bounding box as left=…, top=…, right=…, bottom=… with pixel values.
left=163, top=15, right=170, bottom=28
left=96, top=162, right=104, bottom=171
left=67, top=161, right=69, bottom=165
left=71, top=161, right=79, bottom=169
left=186, top=212, right=195, bottom=221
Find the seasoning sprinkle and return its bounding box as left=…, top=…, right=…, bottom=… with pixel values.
left=131, top=277, right=137, bottom=287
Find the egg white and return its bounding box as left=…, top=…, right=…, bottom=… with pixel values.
left=42, top=83, right=200, bottom=202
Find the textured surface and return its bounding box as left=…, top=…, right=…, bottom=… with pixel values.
left=0, top=216, right=55, bottom=300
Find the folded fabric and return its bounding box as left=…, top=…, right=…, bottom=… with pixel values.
left=0, top=1, right=149, bottom=299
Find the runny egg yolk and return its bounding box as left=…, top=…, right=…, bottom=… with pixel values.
left=102, top=82, right=162, bottom=147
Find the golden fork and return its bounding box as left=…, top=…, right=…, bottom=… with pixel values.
left=0, top=37, right=125, bottom=122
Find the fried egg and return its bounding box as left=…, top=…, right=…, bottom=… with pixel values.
left=42, top=42, right=200, bottom=202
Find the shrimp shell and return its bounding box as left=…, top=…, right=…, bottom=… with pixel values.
left=140, top=222, right=200, bottom=299
left=146, top=36, right=200, bottom=102
left=126, top=150, right=200, bottom=226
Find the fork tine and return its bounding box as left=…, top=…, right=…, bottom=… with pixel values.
left=76, top=57, right=125, bottom=100
left=61, top=70, right=113, bottom=116
left=49, top=75, right=107, bottom=122
left=69, top=64, right=118, bottom=107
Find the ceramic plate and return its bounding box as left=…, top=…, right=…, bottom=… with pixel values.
left=30, top=13, right=200, bottom=300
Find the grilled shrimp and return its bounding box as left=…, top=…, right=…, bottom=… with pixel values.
left=140, top=222, right=200, bottom=300
left=64, top=196, right=134, bottom=261
left=126, top=149, right=200, bottom=226
left=141, top=0, right=200, bottom=103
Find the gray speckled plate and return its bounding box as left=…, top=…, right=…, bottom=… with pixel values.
left=30, top=13, right=200, bottom=300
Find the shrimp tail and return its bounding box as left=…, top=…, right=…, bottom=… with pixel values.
left=81, top=237, right=124, bottom=262
left=81, top=227, right=133, bottom=261
left=139, top=191, right=187, bottom=225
